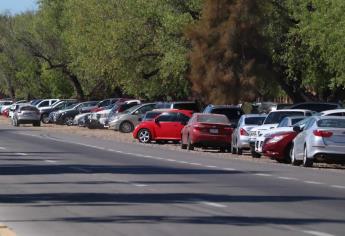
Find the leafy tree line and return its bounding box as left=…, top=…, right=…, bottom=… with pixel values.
left=0, top=0, right=344, bottom=104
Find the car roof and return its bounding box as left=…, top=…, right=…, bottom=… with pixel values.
left=206, top=104, right=241, bottom=108
left=269, top=109, right=312, bottom=113
left=193, top=113, right=227, bottom=117
left=320, top=109, right=345, bottom=115
left=314, top=116, right=345, bottom=120
left=242, top=114, right=267, bottom=117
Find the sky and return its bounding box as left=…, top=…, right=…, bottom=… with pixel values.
left=0, top=0, right=38, bottom=15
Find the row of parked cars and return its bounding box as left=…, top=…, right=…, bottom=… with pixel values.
left=1, top=98, right=344, bottom=167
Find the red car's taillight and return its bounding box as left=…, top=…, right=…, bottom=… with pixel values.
left=240, top=128, right=249, bottom=136
left=313, top=130, right=333, bottom=138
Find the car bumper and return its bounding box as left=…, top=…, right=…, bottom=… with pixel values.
left=192, top=134, right=231, bottom=148
left=109, top=120, right=121, bottom=130
left=237, top=136, right=251, bottom=149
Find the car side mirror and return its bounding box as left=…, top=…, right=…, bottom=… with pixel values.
left=138, top=117, right=142, bottom=122
left=154, top=118, right=159, bottom=124
left=293, top=126, right=302, bottom=133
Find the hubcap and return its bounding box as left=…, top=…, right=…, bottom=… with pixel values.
left=139, top=130, right=150, bottom=143
left=122, top=123, right=132, bottom=132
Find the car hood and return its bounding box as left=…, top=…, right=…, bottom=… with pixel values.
left=262, top=127, right=294, bottom=137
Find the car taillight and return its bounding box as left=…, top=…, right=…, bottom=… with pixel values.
left=313, top=130, right=333, bottom=138
left=240, top=128, right=249, bottom=136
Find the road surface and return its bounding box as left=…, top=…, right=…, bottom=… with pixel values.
left=0, top=124, right=344, bottom=236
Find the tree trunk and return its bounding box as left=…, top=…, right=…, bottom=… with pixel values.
left=61, top=66, right=84, bottom=101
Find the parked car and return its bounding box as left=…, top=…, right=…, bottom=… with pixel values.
left=30, top=99, right=42, bottom=106
left=73, top=112, right=92, bottom=126
left=108, top=103, right=156, bottom=133
left=203, top=105, right=244, bottom=126
left=231, top=114, right=267, bottom=155
left=249, top=109, right=313, bottom=158
left=289, top=102, right=342, bottom=112
left=155, top=101, right=199, bottom=112
left=40, top=100, right=79, bottom=123
left=9, top=104, right=22, bottom=118
left=262, top=117, right=312, bottom=163
left=54, top=101, right=98, bottom=125
left=291, top=116, right=345, bottom=167
left=1, top=102, right=14, bottom=115
left=12, top=105, right=41, bottom=127
left=90, top=98, right=124, bottom=113
left=0, top=100, right=13, bottom=113
left=181, top=113, right=233, bottom=151
left=141, top=110, right=165, bottom=122
left=133, top=109, right=193, bottom=143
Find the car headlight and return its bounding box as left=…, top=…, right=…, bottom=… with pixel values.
left=266, top=135, right=287, bottom=144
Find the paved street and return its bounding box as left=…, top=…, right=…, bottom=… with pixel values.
left=0, top=125, right=344, bottom=236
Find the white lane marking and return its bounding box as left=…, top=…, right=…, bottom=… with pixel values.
left=205, top=165, right=217, bottom=168
left=44, top=160, right=57, bottom=163
left=177, top=161, right=188, bottom=164
left=133, top=184, right=148, bottom=187
left=189, top=163, right=202, bottom=166
left=166, top=159, right=177, bottom=162
left=222, top=168, right=236, bottom=171
left=0, top=147, right=6, bottom=150
left=254, top=173, right=272, bottom=177
left=16, top=153, right=28, bottom=156
left=277, top=176, right=298, bottom=180
left=304, top=181, right=324, bottom=185
left=302, top=230, right=335, bottom=236
left=144, top=155, right=153, bottom=158
left=200, top=201, right=227, bottom=208
left=331, top=185, right=345, bottom=189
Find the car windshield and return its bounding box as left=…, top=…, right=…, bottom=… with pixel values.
left=124, top=104, right=141, bottom=114
left=244, top=117, right=266, bottom=125
left=197, top=114, right=229, bottom=124
left=212, top=108, right=243, bottom=121
left=317, top=119, right=345, bottom=128
left=143, top=112, right=162, bottom=121
left=65, top=104, right=79, bottom=110
left=21, top=106, right=38, bottom=112
left=264, top=111, right=304, bottom=124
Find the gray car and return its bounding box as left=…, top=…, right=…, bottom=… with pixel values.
left=12, top=105, right=41, bottom=127
left=291, top=116, right=345, bottom=167
left=231, top=114, right=267, bottom=155
left=108, top=103, right=156, bottom=133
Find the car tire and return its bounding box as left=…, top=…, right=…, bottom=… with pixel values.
left=181, top=137, right=187, bottom=149
left=64, top=117, right=73, bottom=126
left=291, top=145, right=302, bottom=166
left=138, top=129, right=151, bottom=143
left=119, top=121, right=134, bottom=133
left=187, top=136, right=194, bottom=151
left=251, top=150, right=261, bottom=158
left=237, top=147, right=243, bottom=155
left=303, top=146, right=313, bottom=167
left=231, top=146, right=237, bottom=154
left=282, top=144, right=292, bottom=164
left=41, top=113, right=50, bottom=124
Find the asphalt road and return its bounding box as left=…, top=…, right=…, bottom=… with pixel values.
left=0, top=125, right=344, bottom=236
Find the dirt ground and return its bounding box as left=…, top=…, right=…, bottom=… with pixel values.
left=1, top=115, right=344, bottom=172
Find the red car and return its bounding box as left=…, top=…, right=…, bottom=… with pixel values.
left=181, top=113, right=233, bottom=151
left=133, top=109, right=193, bottom=143
left=2, top=108, right=9, bottom=117
left=262, top=131, right=298, bottom=163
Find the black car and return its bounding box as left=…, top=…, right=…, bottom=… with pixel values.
left=155, top=101, right=200, bottom=112
left=54, top=101, right=99, bottom=125
left=40, top=100, right=79, bottom=124
left=288, top=102, right=342, bottom=112
left=203, top=104, right=244, bottom=126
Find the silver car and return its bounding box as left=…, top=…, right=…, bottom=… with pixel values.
left=12, top=105, right=41, bottom=127
left=231, top=114, right=267, bottom=155
left=291, top=116, right=345, bottom=167
left=108, top=103, right=157, bottom=133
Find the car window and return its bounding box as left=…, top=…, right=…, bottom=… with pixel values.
left=38, top=101, right=49, bottom=107
left=278, top=118, right=288, bottom=127
left=157, top=112, right=178, bottom=122
left=244, top=117, right=265, bottom=125
left=137, top=104, right=155, bottom=114
left=197, top=114, right=229, bottom=124
left=178, top=113, right=191, bottom=123
left=304, top=118, right=316, bottom=130
left=264, top=111, right=304, bottom=124
left=143, top=112, right=161, bottom=121
left=317, top=119, right=345, bottom=128
left=20, top=106, right=38, bottom=112
left=326, top=112, right=344, bottom=116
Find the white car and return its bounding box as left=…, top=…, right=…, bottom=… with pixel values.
left=320, top=109, right=345, bottom=116
left=35, top=99, right=59, bottom=109
left=249, top=109, right=313, bottom=158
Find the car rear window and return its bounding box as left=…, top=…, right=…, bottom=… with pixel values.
left=264, top=111, right=304, bottom=124
left=21, top=106, right=38, bottom=112
left=197, top=115, right=229, bottom=124
left=244, top=117, right=266, bottom=125
left=317, top=119, right=345, bottom=128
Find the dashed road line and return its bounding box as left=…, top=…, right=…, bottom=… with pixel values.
left=199, top=201, right=227, bottom=208
left=205, top=165, right=217, bottom=168
left=177, top=161, right=188, bottom=164
left=331, top=185, right=345, bottom=189
left=277, top=176, right=298, bottom=181
left=15, top=153, right=28, bottom=156
left=133, top=184, right=148, bottom=187
left=302, top=230, right=335, bottom=236
left=189, top=163, right=202, bottom=166
left=222, top=168, right=236, bottom=171
left=0, top=147, right=6, bottom=150
left=44, top=160, right=58, bottom=163
left=166, top=159, right=177, bottom=162
left=70, top=167, right=92, bottom=173
left=303, top=181, right=324, bottom=185
left=254, top=173, right=272, bottom=177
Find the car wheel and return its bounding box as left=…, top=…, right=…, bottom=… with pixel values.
left=64, top=117, right=73, bottom=126
left=290, top=145, right=302, bottom=166
left=251, top=150, right=261, bottom=158
left=41, top=114, right=50, bottom=124
left=119, top=121, right=134, bottom=133
left=303, top=146, right=313, bottom=167
left=138, top=129, right=151, bottom=143
left=282, top=144, right=292, bottom=164
left=187, top=136, right=194, bottom=151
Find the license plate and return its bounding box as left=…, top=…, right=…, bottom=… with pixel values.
left=210, top=128, right=219, bottom=134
